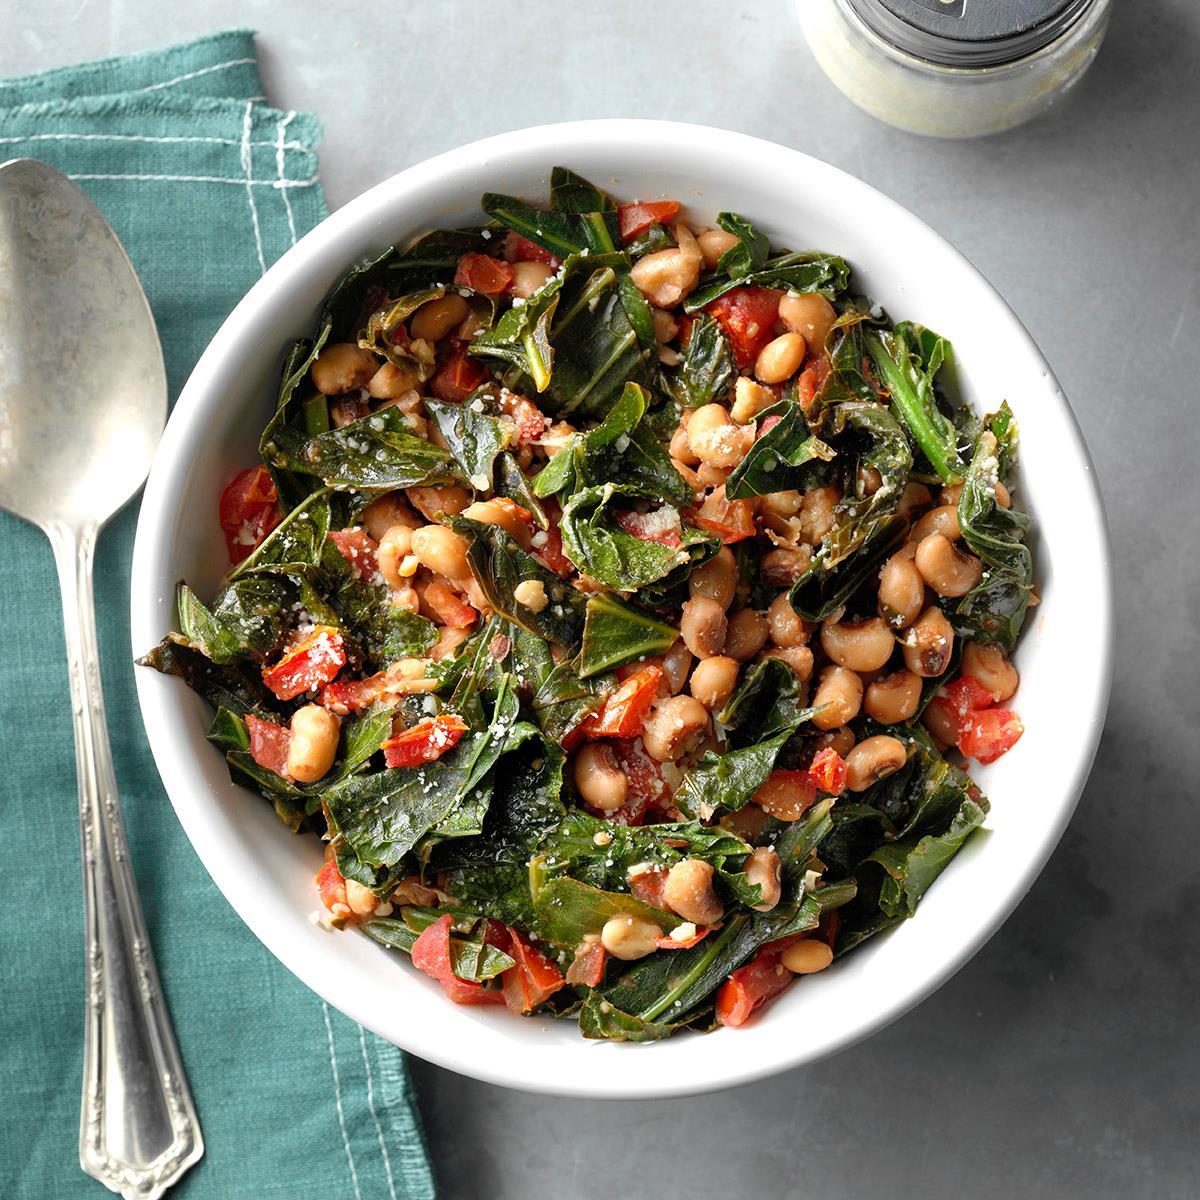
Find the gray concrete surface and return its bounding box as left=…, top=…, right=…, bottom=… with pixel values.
left=7, top=2, right=1199, bottom=1196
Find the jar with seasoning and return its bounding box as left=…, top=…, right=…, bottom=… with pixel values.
left=800, top=0, right=1114, bottom=138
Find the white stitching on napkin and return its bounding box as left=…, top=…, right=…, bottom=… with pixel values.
left=240, top=99, right=266, bottom=274
left=133, top=55, right=257, bottom=93
left=64, top=171, right=319, bottom=187
left=323, top=1002, right=365, bottom=1200
left=0, top=132, right=308, bottom=149
left=358, top=1025, right=399, bottom=1200
left=276, top=110, right=298, bottom=246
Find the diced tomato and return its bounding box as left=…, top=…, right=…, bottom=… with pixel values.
left=321, top=672, right=387, bottom=715
left=496, top=391, right=550, bottom=445
left=500, top=231, right=561, bottom=267
left=676, top=314, right=694, bottom=347
left=382, top=715, right=469, bottom=768
left=532, top=502, right=574, bottom=576
left=565, top=939, right=607, bottom=988
left=656, top=925, right=711, bottom=951
left=795, top=356, right=831, bottom=414
left=454, top=252, right=514, bottom=296
left=419, top=579, right=478, bottom=629
left=807, top=747, right=847, bottom=796
left=613, top=507, right=682, bottom=548
left=261, top=627, right=346, bottom=701
left=328, top=527, right=379, bottom=581
left=942, top=675, right=996, bottom=720
left=430, top=344, right=490, bottom=403
left=757, top=414, right=783, bottom=438
left=958, top=708, right=1024, bottom=765
left=703, top=286, right=781, bottom=369
left=411, top=914, right=506, bottom=1006
left=716, top=945, right=793, bottom=1027
left=578, top=666, right=664, bottom=739
left=246, top=714, right=291, bottom=778
left=501, top=927, right=566, bottom=1014
left=617, top=200, right=681, bottom=242
left=316, top=858, right=347, bottom=912
left=691, top=491, right=756, bottom=544
left=628, top=863, right=669, bottom=908
left=610, top=740, right=671, bottom=825
left=218, top=465, right=281, bottom=564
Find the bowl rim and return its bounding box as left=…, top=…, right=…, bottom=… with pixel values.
left=130, top=118, right=1114, bottom=1098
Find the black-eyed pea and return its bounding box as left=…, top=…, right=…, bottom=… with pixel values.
left=811, top=665, right=863, bottom=730
left=629, top=223, right=703, bottom=307
left=962, top=642, right=1019, bottom=702
left=310, top=342, right=378, bottom=394
left=745, top=847, right=782, bottom=912
left=510, top=260, right=556, bottom=299
left=660, top=640, right=694, bottom=695
left=407, top=484, right=471, bottom=521
left=461, top=497, right=534, bottom=550
left=601, top=914, right=663, bottom=961
left=377, top=524, right=416, bottom=589
left=689, top=655, right=740, bottom=711
left=573, top=743, right=628, bottom=812
left=820, top=615, right=895, bottom=672
left=864, top=669, right=922, bottom=724
left=898, top=481, right=934, bottom=520
left=429, top=626, right=470, bottom=661
left=725, top=608, right=769, bottom=662
left=781, top=939, right=834, bottom=974
left=687, top=403, right=755, bottom=468
left=697, top=227, right=741, bottom=269
left=910, top=504, right=961, bottom=544
left=641, top=696, right=711, bottom=762
left=680, top=596, right=728, bottom=659
left=730, top=376, right=778, bottom=425
left=409, top=524, right=471, bottom=582
left=761, top=546, right=812, bottom=587
left=878, top=545, right=925, bottom=630
left=344, top=878, right=380, bottom=918
left=689, top=546, right=738, bottom=610
left=914, top=533, right=983, bottom=598
left=670, top=420, right=699, bottom=465
left=754, top=332, right=807, bottom=385
left=367, top=361, right=420, bottom=400
left=777, top=292, right=837, bottom=353
left=813, top=725, right=855, bottom=758
left=663, top=859, right=723, bottom=925
left=902, top=607, right=955, bottom=678
left=410, top=294, right=470, bottom=342
left=362, top=492, right=420, bottom=542
left=764, top=644, right=815, bottom=683
left=767, top=592, right=811, bottom=647
left=286, top=705, right=341, bottom=784
left=845, top=735, right=908, bottom=791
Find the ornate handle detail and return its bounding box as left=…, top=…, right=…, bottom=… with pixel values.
left=48, top=520, right=203, bottom=1200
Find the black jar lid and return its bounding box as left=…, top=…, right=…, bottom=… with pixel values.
left=843, top=0, right=1096, bottom=67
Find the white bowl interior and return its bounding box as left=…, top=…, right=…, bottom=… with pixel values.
left=131, top=121, right=1112, bottom=1098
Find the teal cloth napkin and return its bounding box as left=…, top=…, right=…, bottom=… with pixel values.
left=0, top=31, right=435, bottom=1200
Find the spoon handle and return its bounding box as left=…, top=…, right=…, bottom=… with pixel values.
left=47, top=520, right=203, bottom=1200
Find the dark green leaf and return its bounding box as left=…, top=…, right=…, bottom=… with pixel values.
left=361, top=918, right=419, bottom=954
left=713, top=211, right=770, bottom=277
left=450, top=923, right=517, bottom=981
left=425, top=395, right=515, bottom=490
left=658, top=312, right=737, bottom=409
left=206, top=707, right=249, bottom=752
left=788, top=516, right=907, bottom=621
left=725, top=395, right=836, bottom=499
left=531, top=876, right=674, bottom=950
left=137, top=636, right=281, bottom=718
left=577, top=593, right=678, bottom=679
left=685, top=250, right=850, bottom=312
left=578, top=992, right=676, bottom=1042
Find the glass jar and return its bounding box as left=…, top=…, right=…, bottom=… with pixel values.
left=799, top=0, right=1113, bottom=138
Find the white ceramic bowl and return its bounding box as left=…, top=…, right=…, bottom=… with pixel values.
left=131, top=120, right=1112, bottom=1098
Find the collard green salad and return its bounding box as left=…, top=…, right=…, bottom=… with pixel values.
left=142, top=168, right=1033, bottom=1039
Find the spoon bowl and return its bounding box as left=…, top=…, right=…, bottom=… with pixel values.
left=0, top=158, right=202, bottom=1199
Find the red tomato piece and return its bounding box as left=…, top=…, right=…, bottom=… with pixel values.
left=691, top=492, right=756, bottom=544
left=218, top=465, right=281, bottom=564
left=943, top=675, right=996, bottom=720
left=757, top=414, right=783, bottom=438
left=703, top=286, right=781, bottom=369
left=328, top=527, right=379, bottom=581
left=611, top=740, right=671, bottom=825
left=628, top=863, right=669, bottom=909
left=430, top=344, right=490, bottom=403
left=716, top=945, right=793, bottom=1027
left=532, top=502, right=574, bottom=576
left=382, top=715, right=469, bottom=768
left=246, top=714, right=291, bottom=778
left=565, top=939, right=607, bottom=988
left=807, top=747, right=847, bottom=796
left=420, top=579, right=478, bottom=629
left=656, top=925, right=711, bottom=951
left=320, top=672, right=387, bottom=715
left=315, top=858, right=347, bottom=912
left=795, top=355, right=830, bottom=414
left=501, top=928, right=567, bottom=1014
left=613, top=507, right=683, bottom=548
left=411, top=914, right=506, bottom=1006
left=262, top=627, right=346, bottom=701
left=578, top=666, right=665, bottom=739
left=617, top=200, right=681, bottom=242
left=958, top=708, right=1024, bottom=765
left=454, top=252, right=514, bottom=296
left=500, top=231, right=561, bottom=267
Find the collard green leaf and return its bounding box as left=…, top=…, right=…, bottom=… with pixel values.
left=450, top=924, right=517, bottom=981
left=685, top=250, right=850, bottom=312
left=177, top=578, right=291, bottom=665
left=274, top=407, right=455, bottom=492
left=387, top=227, right=493, bottom=291
left=577, top=593, right=678, bottom=679
left=137, top=636, right=281, bottom=718
left=954, top=415, right=1033, bottom=650
left=358, top=285, right=446, bottom=374
left=493, top=451, right=549, bottom=529
left=658, top=312, right=737, bottom=410
left=713, top=211, right=770, bottom=277
left=425, top=396, right=515, bottom=491
left=532, top=876, right=674, bottom=950
left=229, top=488, right=332, bottom=580
left=717, top=657, right=808, bottom=744
left=361, top=917, right=419, bottom=954
left=578, top=992, right=676, bottom=1043
left=788, top=516, right=906, bottom=622
left=865, top=323, right=963, bottom=483
left=724, top=395, right=836, bottom=499
left=206, top=707, right=250, bottom=752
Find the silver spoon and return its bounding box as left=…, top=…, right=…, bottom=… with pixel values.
left=0, top=160, right=202, bottom=1198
